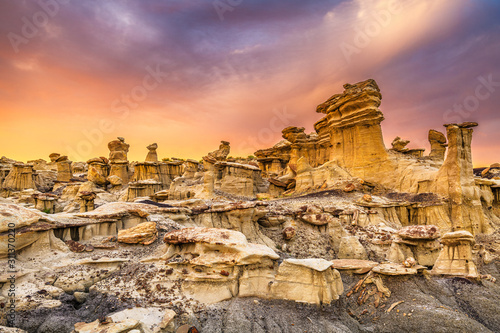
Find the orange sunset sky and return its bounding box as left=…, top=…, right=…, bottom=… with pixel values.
left=0, top=0, right=499, bottom=166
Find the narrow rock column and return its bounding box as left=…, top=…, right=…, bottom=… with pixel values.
left=145, top=143, right=158, bottom=162
left=428, top=129, right=447, bottom=161
left=55, top=155, right=73, bottom=182
left=201, top=156, right=216, bottom=198
left=433, top=122, right=490, bottom=233
left=108, top=137, right=130, bottom=185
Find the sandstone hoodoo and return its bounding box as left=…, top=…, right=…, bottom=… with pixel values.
left=108, top=137, right=130, bottom=185
left=1, top=79, right=500, bottom=333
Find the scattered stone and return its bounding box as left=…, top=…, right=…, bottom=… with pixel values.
left=403, top=257, right=416, bottom=268
left=282, top=226, right=296, bottom=240
left=159, top=309, right=177, bottom=329
left=73, top=291, right=88, bottom=303
left=344, top=183, right=356, bottom=192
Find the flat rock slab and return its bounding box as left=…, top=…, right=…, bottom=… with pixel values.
left=397, top=225, right=440, bottom=240
left=372, top=263, right=420, bottom=275
left=330, top=259, right=379, bottom=274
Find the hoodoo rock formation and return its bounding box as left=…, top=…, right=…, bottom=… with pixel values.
left=1, top=79, right=500, bottom=333
left=108, top=137, right=130, bottom=185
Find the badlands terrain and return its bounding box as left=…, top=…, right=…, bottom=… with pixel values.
left=1, top=79, right=500, bottom=333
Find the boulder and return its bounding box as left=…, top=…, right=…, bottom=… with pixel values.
left=87, top=165, right=108, bottom=186
left=118, top=222, right=158, bottom=245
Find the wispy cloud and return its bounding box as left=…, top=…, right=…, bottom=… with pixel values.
left=0, top=0, right=499, bottom=165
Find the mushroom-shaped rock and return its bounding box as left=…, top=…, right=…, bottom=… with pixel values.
left=145, top=143, right=158, bottom=162
left=431, top=230, right=478, bottom=278
left=207, top=141, right=230, bottom=161
left=429, top=129, right=447, bottom=160
left=163, top=227, right=279, bottom=266
left=391, top=137, right=410, bottom=152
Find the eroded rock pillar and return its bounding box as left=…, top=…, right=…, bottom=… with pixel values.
left=433, top=122, right=491, bottom=234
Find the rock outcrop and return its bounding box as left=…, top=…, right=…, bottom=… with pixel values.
left=87, top=157, right=110, bottom=186
left=55, top=155, right=73, bottom=182
left=391, top=137, right=410, bottom=152
left=428, top=129, right=447, bottom=161
left=270, top=258, right=344, bottom=304
left=208, top=140, right=230, bottom=161
left=315, top=79, right=388, bottom=177
left=161, top=228, right=342, bottom=305
left=2, top=163, right=36, bottom=191
left=117, top=221, right=158, bottom=245
left=108, top=137, right=130, bottom=185
left=431, top=230, right=479, bottom=278
left=387, top=225, right=441, bottom=266
left=145, top=143, right=158, bottom=162
left=433, top=123, right=493, bottom=234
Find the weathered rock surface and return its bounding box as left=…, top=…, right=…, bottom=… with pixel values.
left=431, top=230, right=479, bottom=278
left=208, top=140, right=230, bottom=161
left=55, top=155, right=73, bottom=182
left=117, top=221, right=158, bottom=245
left=145, top=143, right=158, bottom=162
left=74, top=318, right=142, bottom=333
left=2, top=163, right=36, bottom=191
left=433, top=123, right=493, bottom=234
left=429, top=129, right=447, bottom=161
left=270, top=259, right=344, bottom=304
